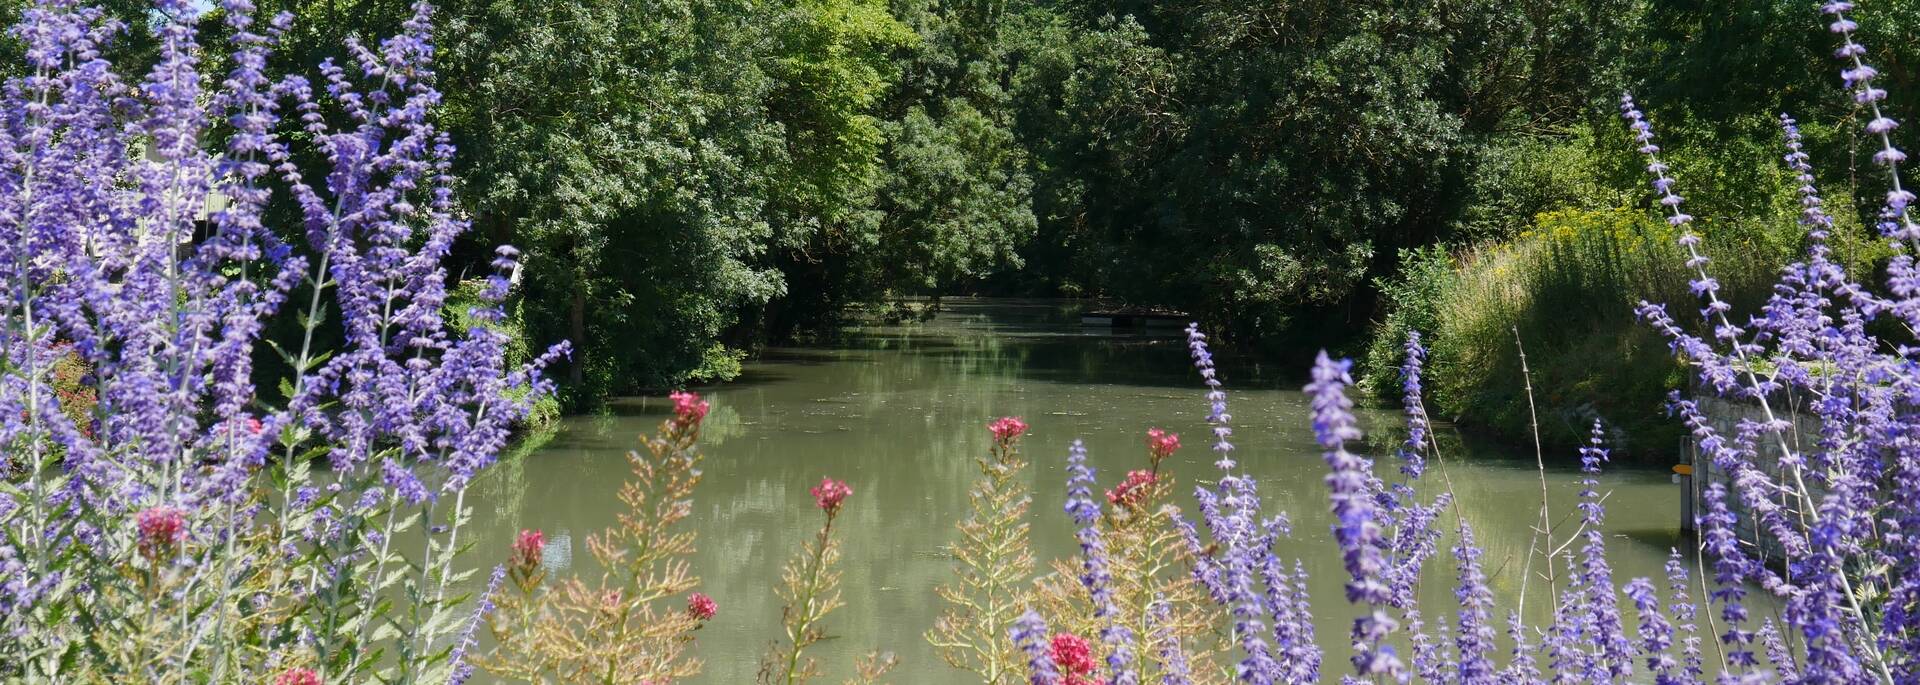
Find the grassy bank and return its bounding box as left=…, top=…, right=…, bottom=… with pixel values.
left=1362, top=205, right=1876, bottom=460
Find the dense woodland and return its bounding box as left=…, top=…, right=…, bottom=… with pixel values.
left=6, top=0, right=1914, bottom=452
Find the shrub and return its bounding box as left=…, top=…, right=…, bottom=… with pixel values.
left=479, top=393, right=712, bottom=683
left=0, top=2, right=564, bottom=681
left=1366, top=205, right=1840, bottom=456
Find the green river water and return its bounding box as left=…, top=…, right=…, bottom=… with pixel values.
left=460, top=298, right=1703, bottom=683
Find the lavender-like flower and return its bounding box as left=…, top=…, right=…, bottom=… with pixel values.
left=1150, top=600, right=1193, bottom=685
left=1574, top=423, right=1633, bottom=679
left=446, top=564, right=506, bottom=685
left=1451, top=523, right=1497, bottom=685
left=1064, top=439, right=1136, bottom=684
left=1397, top=332, right=1430, bottom=480
left=1185, top=323, right=1235, bottom=469
left=1306, top=352, right=1403, bottom=681
left=1699, top=484, right=1758, bottom=673
left=1625, top=577, right=1678, bottom=684
left=1176, top=325, right=1319, bottom=684
left=1822, top=2, right=1919, bottom=241
left=1664, top=552, right=1705, bottom=685
left=1012, top=610, right=1062, bottom=685
left=0, top=0, right=560, bottom=677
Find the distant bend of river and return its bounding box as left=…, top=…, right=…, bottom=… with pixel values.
left=461, top=297, right=1699, bottom=683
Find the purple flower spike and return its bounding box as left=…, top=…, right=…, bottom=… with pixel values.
left=1396, top=332, right=1429, bottom=480
left=1063, top=440, right=1137, bottom=684
left=1012, top=610, right=1062, bottom=685
left=1305, top=352, right=1404, bottom=681
left=1822, top=1, right=1920, bottom=241
left=1184, top=323, right=1235, bottom=470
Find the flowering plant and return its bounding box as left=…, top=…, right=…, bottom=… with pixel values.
left=929, top=417, right=1042, bottom=683
left=0, top=0, right=562, bottom=681
left=480, top=393, right=710, bottom=683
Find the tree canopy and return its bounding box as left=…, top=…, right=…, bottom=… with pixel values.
left=258, top=0, right=1918, bottom=398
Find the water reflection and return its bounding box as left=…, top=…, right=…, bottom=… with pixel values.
left=463, top=298, right=1708, bottom=683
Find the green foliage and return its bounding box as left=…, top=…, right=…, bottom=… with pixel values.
left=761, top=0, right=1038, bottom=336
left=1010, top=0, right=1639, bottom=343
left=873, top=103, right=1036, bottom=290
left=1622, top=1, right=1920, bottom=242
left=1363, top=205, right=1843, bottom=457
left=434, top=0, right=786, bottom=400
left=1449, top=126, right=1634, bottom=244
left=688, top=343, right=748, bottom=384
left=1349, top=1, right=1919, bottom=461
left=285, top=0, right=1037, bottom=401
left=1357, top=245, right=1454, bottom=401
left=765, top=0, right=919, bottom=235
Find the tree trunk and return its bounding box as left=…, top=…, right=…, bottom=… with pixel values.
left=568, top=269, right=586, bottom=386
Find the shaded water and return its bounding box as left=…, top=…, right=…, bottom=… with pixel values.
left=463, top=298, right=1702, bottom=683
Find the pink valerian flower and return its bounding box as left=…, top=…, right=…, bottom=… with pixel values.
left=811, top=477, right=853, bottom=515
left=510, top=529, right=545, bottom=575
left=1051, top=632, right=1100, bottom=684
left=1105, top=469, right=1158, bottom=508
left=1145, top=428, right=1179, bottom=463
left=136, top=506, right=187, bottom=560
left=273, top=668, right=321, bottom=685
left=988, top=416, right=1029, bottom=443
left=670, top=391, right=710, bottom=429
left=687, top=592, right=717, bottom=621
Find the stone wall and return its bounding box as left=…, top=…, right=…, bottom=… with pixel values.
left=1687, top=395, right=1826, bottom=562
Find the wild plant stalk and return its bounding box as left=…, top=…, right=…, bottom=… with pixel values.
left=1033, top=432, right=1228, bottom=685
left=929, top=417, right=1036, bottom=684
left=762, top=476, right=855, bottom=685
left=843, top=652, right=900, bottom=685
left=1512, top=328, right=1558, bottom=619
left=479, top=392, right=714, bottom=684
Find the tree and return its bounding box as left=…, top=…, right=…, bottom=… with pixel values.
left=287, top=0, right=919, bottom=400
left=1010, top=0, right=1638, bottom=350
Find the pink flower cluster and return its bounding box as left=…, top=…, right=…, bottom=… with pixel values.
left=1105, top=469, right=1158, bottom=508
left=1050, top=632, right=1101, bottom=685
left=670, top=391, right=710, bottom=429
left=136, top=506, right=186, bottom=560
left=687, top=592, right=718, bottom=621
left=1146, top=427, right=1180, bottom=461
left=811, top=477, right=852, bottom=515
left=988, top=416, right=1029, bottom=443
left=273, top=668, right=321, bottom=685
left=511, top=529, right=545, bottom=572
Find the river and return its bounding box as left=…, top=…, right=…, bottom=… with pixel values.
left=460, top=298, right=1701, bottom=683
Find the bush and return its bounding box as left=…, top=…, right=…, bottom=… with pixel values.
left=1366, top=206, right=1826, bottom=457
left=688, top=342, right=748, bottom=384
left=0, top=5, right=565, bottom=681
left=1357, top=245, right=1454, bottom=401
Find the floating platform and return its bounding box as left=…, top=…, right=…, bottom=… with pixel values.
left=1080, top=307, right=1188, bottom=330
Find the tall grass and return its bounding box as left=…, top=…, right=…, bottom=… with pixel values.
left=1366, top=206, right=1865, bottom=457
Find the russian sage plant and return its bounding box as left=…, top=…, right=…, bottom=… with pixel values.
left=0, top=0, right=561, bottom=681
